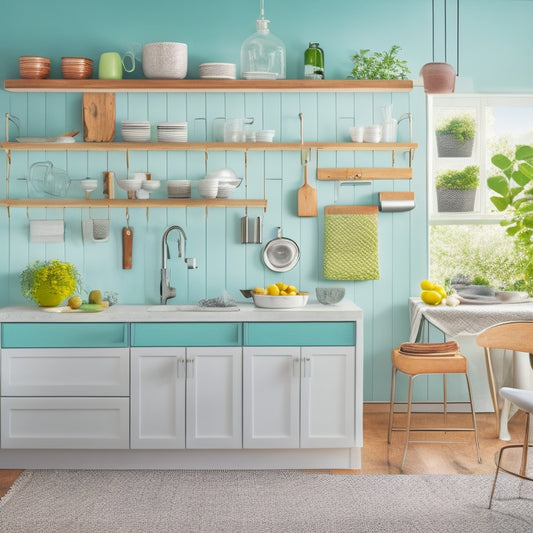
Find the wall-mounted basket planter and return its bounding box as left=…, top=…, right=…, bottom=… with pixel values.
left=436, top=188, right=477, bottom=212
left=436, top=133, right=474, bottom=157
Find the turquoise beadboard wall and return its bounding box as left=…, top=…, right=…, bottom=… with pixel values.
left=1, top=0, right=533, bottom=402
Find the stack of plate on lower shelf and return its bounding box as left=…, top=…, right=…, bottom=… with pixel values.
left=157, top=122, right=188, bottom=142
left=198, top=63, right=236, bottom=79
left=121, top=121, right=151, bottom=142
left=167, top=180, right=191, bottom=198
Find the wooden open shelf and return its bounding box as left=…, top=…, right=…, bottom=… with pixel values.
left=1, top=141, right=418, bottom=152
left=4, top=79, right=414, bottom=93
left=0, top=198, right=268, bottom=210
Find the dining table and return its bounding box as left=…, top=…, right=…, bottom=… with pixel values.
left=409, top=297, right=533, bottom=439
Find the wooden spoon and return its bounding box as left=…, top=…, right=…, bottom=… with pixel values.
left=58, top=130, right=79, bottom=137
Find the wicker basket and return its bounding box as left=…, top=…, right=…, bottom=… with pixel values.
left=436, top=188, right=477, bottom=212
left=436, top=133, right=474, bottom=157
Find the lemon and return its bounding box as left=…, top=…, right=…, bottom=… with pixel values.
left=252, top=287, right=266, bottom=295
left=68, top=296, right=82, bottom=309
left=266, top=284, right=280, bottom=296
left=420, top=290, right=442, bottom=306
left=420, top=279, right=435, bottom=290
left=280, top=290, right=289, bottom=296
left=288, top=291, right=298, bottom=296
left=435, top=285, right=447, bottom=299
left=276, top=282, right=288, bottom=291
left=287, top=285, right=298, bottom=293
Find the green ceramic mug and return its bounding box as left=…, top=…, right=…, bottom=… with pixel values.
left=98, top=51, right=135, bottom=79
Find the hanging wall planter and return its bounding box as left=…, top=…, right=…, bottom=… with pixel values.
left=420, top=62, right=456, bottom=94
left=436, top=188, right=477, bottom=212
left=435, top=114, right=476, bottom=158
left=435, top=166, right=479, bottom=213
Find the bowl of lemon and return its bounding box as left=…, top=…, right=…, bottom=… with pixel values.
left=251, top=283, right=309, bottom=309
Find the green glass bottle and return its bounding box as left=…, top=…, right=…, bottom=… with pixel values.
left=304, top=42, right=324, bottom=79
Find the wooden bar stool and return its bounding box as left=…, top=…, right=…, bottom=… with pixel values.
left=388, top=341, right=481, bottom=471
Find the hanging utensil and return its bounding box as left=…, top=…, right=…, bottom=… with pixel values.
left=262, top=227, right=300, bottom=272
left=122, top=209, right=133, bottom=269
left=297, top=113, right=317, bottom=217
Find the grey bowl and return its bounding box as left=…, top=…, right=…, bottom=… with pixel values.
left=316, top=287, right=345, bottom=305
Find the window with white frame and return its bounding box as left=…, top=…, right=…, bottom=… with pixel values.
left=428, top=94, right=533, bottom=289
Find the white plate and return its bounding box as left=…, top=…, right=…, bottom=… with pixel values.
left=457, top=295, right=533, bottom=305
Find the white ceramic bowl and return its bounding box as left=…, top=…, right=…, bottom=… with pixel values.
left=198, top=179, right=218, bottom=198
left=117, top=178, right=142, bottom=191
left=79, top=178, right=97, bottom=192
left=495, top=290, right=529, bottom=303
left=142, top=42, right=188, bottom=79
left=252, top=293, right=309, bottom=309
left=205, top=167, right=238, bottom=180
left=141, top=180, right=160, bottom=192
left=315, top=287, right=345, bottom=305
left=349, top=126, right=364, bottom=142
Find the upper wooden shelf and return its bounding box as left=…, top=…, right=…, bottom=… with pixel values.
left=1, top=141, right=418, bottom=152
left=3, top=79, right=414, bottom=93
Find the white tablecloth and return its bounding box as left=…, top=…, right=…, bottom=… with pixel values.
left=409, top=297, right=533, bottom=342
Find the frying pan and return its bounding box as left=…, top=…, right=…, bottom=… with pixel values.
left=262, top=227, right=300, bottom=272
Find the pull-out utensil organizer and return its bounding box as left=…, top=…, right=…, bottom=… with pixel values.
left=378, top=191, right=415, bottom=212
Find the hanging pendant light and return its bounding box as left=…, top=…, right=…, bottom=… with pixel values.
left=240, top=0, right=286, bottom=80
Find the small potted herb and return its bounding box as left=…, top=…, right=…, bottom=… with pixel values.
left=435, top=165, right=480, bottom=212
left=349, top=45, right=410, bottom=80
left=435, top=114, right=476, bottom=157
left=20, top=259, right=81, bottom=307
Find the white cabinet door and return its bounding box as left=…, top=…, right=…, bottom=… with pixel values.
left=300, top=346, right=355, bottom=448
left=243, top=347, right=300, bottom=448
left=186, top=347, right=242, bottom=449
left=130, top=347, right=186, bottom=449
left=1, top=397, right=129, bottom=449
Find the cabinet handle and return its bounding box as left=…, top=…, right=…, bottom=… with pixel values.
left=292, top=356, right=300, bottom=377
left=186, top=357, right=195, bottom=378
left=304, top=357, right=311, bottom=378
left=177, top=358, right=186, bottom=378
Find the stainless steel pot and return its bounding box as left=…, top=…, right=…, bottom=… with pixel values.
left=262, top=227, right=300, bottom=272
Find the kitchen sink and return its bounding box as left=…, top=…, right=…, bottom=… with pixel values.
left=146, top=305, right=239, bottom=312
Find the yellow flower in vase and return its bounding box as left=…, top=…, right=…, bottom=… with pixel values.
left=20, top=259, right=81, bottom=307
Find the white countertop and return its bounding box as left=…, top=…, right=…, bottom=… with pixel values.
left=0, top=302, right=363, bottom=323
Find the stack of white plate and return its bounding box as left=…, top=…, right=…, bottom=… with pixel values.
left=167, top=180, right=191, bottom=198
left=198, top=62, right=236, bottom=79
left=121, top=121, right=151, bottom=142
left=157, top=122, right=188, bottom=142
left=256, top=129, right=275, bottom=142
left=198, top=179, right=219, bottom=199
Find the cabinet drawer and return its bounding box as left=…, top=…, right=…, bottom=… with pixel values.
left=131, top=322, right=242, bottom=347
left=1, top=323, right=129, bottom=348
left=0, top=397, right=129, bottom=449
left=1, top=348, right=129, bottom=396
left=244, top=322, right=355, bottom=346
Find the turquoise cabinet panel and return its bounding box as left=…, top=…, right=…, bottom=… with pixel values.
left=132, top=322, right=242, bottom=347
left=1, top=323, right=129, bottom=348
left=244, top=322, right=355, bottom=347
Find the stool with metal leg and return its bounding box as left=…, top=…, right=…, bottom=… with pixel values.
left=388, top=341, right=481, bottom=472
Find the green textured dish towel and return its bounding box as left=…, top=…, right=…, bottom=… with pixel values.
left=323, top=205, right=380, bottom=280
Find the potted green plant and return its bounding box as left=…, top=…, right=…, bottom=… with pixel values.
left=349, top=45, right=410, bottom=80
left=435, top=165, right=480, bottom=212
left=20, top=259, right=81, bottom=307
left=487, top=144, right=533, bottom=293
left=435, top=114, right=476, bottom=157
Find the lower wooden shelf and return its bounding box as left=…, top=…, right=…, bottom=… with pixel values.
left=0, top=198, right=268, bottom=210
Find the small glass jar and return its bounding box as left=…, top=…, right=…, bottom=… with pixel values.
left=304, top=42, right=324, bottom=80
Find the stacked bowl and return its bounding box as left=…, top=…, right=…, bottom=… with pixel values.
left=157, top=122, right=187, bottom=142
left=198, top=62, right=236, bottom=79
left=61, top=57, right=93, bottom=79
left=167, top=180, right=191, bottom=198
left=19, top=56, right=50, bottom=79
left=205, top=167, right=242, bottom=198
left=121, top=121, right=151, bottom=142
left=363, top=125, right=382, bottom=143
left=256, top=129, right=275, bottom=142
left=197, top=179, right=219, bottom=199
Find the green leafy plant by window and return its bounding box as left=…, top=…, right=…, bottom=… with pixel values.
left=435, top=114, right=476, bottom=142
left=487, top=144, right=533, bottom=290
left=435, top=166, right=480, bottom=190
left=349, top=45, right=410, bottom=80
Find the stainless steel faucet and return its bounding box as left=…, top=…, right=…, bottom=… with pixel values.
left=160, top=225, right=197, bottom=304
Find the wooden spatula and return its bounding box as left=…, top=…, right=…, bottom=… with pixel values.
left=298, top=164, right=317, bottom=217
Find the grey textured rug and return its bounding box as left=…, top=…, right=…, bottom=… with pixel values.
left=0, top=470, right=532, bottom=532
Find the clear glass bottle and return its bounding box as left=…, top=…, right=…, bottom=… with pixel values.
left=304, top=42, right=324, bottom=80
left=240, top=18, right=286, bottom=80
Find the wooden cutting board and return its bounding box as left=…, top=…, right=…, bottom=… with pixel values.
left=82, top=93, right=115, bottom=142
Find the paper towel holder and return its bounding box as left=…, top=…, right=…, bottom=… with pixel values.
left=378, top=191, right=415, bottom=212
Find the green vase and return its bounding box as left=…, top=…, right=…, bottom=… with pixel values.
left=34, top=286, right=68, bottom=307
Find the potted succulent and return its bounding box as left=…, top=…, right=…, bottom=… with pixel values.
left=20, top=259, right=81, bottom=307
left=349, top=45, right=410, bottom=80
left=435, top=165, right=480, bottom=212
left=435, top=114, right=476, bottom=157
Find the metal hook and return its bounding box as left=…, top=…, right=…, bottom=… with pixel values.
left=125, top=207, right=130, bottom=227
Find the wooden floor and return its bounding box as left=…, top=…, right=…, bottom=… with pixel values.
left=0, top=403, right=526, bottom=498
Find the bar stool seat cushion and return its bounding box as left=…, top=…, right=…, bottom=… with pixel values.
left=392, top=347, right=467, bottom=376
